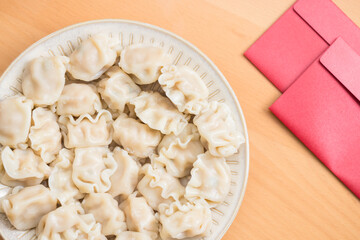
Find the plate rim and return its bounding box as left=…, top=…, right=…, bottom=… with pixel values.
left=0, top=19, right=249, bottom=239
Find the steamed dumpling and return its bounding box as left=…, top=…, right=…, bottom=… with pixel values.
left=98, top=66, right=141, bottom=112
left=130, top=91, right=188, bottom=135
left=56, top=83, right=102, bottom=117
left=152, top=123, right=204, bottom=178
left=72, top=147, right=117, bottom=193
left=58, top=110, right=113, bottom=148
left=2, top=185, right=57, bottom=230
left=82, top=193, right=126, bottom=236
left=120, top=193, right=159, bottom=239
left=36, top=203, right=106, bottom=240
left=158, top=199, right=212, bottom=239
left=119, top=44, right=170, bottom=85
left=29, top=107, right=62, bottom=164
left=137, top=164, right=185, bottom=211
left=67, top=33, right=118, bottom=81
left=158, top=65, right=208, bottom=114
left=0, top=147, right=50, bottom=187
left=22, top=56, right=69, bottom=106
left=0, top=96, right=33, bottom=148
left=194, top=101, right=244, bottom=157
left=185, top=152, right=231, bottom=206
left=112, top=113, right=162, bottom=158
left=108, top=147, right=139, bottom=198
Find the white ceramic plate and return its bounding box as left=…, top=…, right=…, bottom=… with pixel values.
left=0, top=19, right=249, bottom=240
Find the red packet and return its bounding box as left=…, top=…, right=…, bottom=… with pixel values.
left=270, top=38, right=360, bottom=198
left=244, top=0, right=360, bottom=92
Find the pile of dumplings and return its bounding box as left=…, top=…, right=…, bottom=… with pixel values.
left=0, top=33, right=245, bottom=240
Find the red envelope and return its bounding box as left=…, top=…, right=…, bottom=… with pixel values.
left=270, top=38, right=360, bottom=198
left=244, top=0, right=360, bottom=92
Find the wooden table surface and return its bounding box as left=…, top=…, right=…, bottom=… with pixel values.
left=0, top=0, right=359, bottom=239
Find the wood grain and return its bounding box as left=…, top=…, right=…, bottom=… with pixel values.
left=0, top=0, right=359, bottom=239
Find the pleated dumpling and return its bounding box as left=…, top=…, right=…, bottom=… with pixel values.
left=112, top=113, right=161, bottom=158
left=152, top=123, right=204, bottom=178
left=115, top=231, right=152, bottom=240
left=56, top=83, right=102, bottom=117
left=36, top=203, right=106, bottom=240
left=67, top=33, right=118, bottom=81
left=130, top=91, right=188, bottom=135
left=119, top=44, right=170, bottom=85
left=59, top=110, right=113, bottom=148
left=194, top=101, right=244, bottom=157
left=29, top=107, right=62, bottom=164
left=2, top=185, right=57, bottom=230
left=22, top=56, right=69, bottom=106
left=159, top=65, right=209, bottom=114
left=137, top=164, right=185, bottom=211
left=72, top=147, right=117, bottom=193
left=0, top=96, right=33, bottom=148
left=82, top=193, right=126, bottom=236
left=185, top=152, right=231, bottom=206
left=48, top=149, right=84, bottom=205
left=0, top=147, right=50, bottom=187
left=108, top=147, right=139, bottom=198
left=158, top=199, right=212, bottom=239
left=119, top=193, right=159, bottom=240
left=98, top=66, right=141, bottom=112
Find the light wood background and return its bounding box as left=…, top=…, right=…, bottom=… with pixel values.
left=0, top=0, right=359, bottom=239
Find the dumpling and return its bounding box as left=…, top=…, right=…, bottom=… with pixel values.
left=0, top=147, right=50, bottom=187
left=29, top=107, right=62, bottom=164
left=158, top=65, right=209, bottom=114
left=2, top=185, right=57, bottom=230
left=56, top=83, right=102, bottom=117
left=98, top=66, right=141, bottom=112
left=59, top=110, right=112, bottom=148
left=119, top=193, right=159, bottom=240
left=67, top=33, right=118, bottom=81
left=158, top=199, right=211, bottom=239
left=0, top=167, right=40, bottom=188
left=72, top=147, right=117, bottom=193
left=108, top=147, right=139, bottom=198
left=193, top=101, right=244, bottom=157
left=130, top=91, right=188, bottom=135
left=137, top=164, right=185, bottom=211
left=152, top=123, right=204, bottom=178
left=185, top=152, right=231, bottom=206
left=115, top=231, right=152, bottom=240
left=0, top=96, right=33, bottom=147
left=112, top=113, right=161, bottom=158
left=82, top=193, right=126, bottom=236
left=119, top=44, right=170, bottom=85
left=22, top=56, right=69, bottom=106
left=36, top=203, right=106, bottom=240
left=48, top=149, right=84, bottom=205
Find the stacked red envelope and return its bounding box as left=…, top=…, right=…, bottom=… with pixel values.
left=245, top=0, right=360, bottom=198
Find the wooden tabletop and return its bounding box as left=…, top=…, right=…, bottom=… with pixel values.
left=0, top=0, right=359, bottom=239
